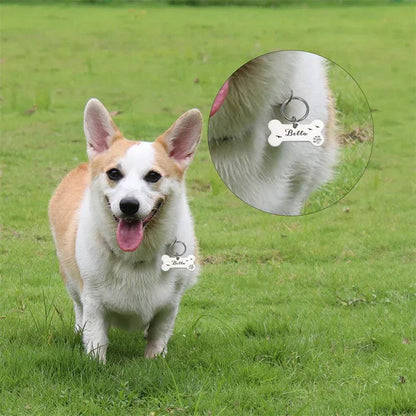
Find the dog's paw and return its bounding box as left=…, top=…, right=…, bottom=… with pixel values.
left=74, top=322, right=85, bottom=334
left=144, top=342, right=167, bottom=359
left=86, top=342, right=107, bottom=364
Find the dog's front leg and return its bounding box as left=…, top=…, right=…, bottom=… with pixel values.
left=145, top=304, right=179, bottom=359
left=82, top=300, right=109, bottom=363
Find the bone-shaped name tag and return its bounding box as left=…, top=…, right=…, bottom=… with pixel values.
left=267, top=119, right=325, bottom=147
left=161, top=254, right=196, bottom=272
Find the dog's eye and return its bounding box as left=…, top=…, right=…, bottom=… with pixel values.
left=144, top=170, right=162, bottom=183
left=107, top=168, right=123, bottom=181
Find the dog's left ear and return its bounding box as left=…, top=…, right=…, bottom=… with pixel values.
left=157, top=109, right=202, bottom=170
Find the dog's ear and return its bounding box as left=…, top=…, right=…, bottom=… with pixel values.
left=84, top=98, right=121, bottom=160
left=157, top=109, right=202, bottom=170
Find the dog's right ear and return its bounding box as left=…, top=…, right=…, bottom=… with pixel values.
left=84, top=98, right=121, bottom=160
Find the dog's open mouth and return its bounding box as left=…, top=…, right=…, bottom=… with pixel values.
left=143, top=199, right=164, bottom=227
left=111, top=199, right=164, bottom=252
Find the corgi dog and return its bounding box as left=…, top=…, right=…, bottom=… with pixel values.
left=208, top=50, right=338, bottom=215
left=49, top=99, right=202, bottom=363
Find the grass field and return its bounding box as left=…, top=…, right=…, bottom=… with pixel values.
left=303, top=58, right=374, bottom=214
left=1, top=3, right=415, bottom=415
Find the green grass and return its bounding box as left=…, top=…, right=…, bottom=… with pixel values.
left=1, top=3, right=415, bottom=415
left=303, top=141, right=373, bottom=214
left=303, top=59, right=374, bottom=214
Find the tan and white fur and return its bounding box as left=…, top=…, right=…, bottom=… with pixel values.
left=49, top=99, right=202, bottom=363
left=208, top=50, right=338, bottom=215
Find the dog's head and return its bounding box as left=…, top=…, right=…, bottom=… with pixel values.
left=83, top=98, right=202, bottom=252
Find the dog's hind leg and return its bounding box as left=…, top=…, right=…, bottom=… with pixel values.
left=59, top=265, right=84, bottom=333
left=144, top=304, right=179, bottom=359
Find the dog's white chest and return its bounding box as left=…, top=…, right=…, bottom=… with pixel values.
left=99, top=260, right=174, bottom=319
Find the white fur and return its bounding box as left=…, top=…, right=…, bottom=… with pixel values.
left=104, top=144, right=165, bottom=220
left=77, top=158, right=197, bottom=361
left=209, top=51, right=338, bottom=215
left=77, top=184, right=196, bottom=361
left=53, top=103, right=202, bottom=363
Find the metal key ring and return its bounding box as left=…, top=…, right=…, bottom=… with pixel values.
left=280, top=90, right=310, bottom=123
left=168, top=239, right=187, bottom=257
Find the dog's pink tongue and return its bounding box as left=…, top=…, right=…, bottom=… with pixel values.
left=116, top=220, right=144, bottom=252
left=210, top=80, right=229, bottom=117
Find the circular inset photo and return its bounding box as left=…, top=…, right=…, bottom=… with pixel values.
left=208, top=50, right=373, bottom=215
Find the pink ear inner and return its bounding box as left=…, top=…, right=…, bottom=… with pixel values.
left=168, top=111, right=202, bottom=167
left=169, top=126, right=197, bottom=161
left=88, top=116, right=112, bottom=153
left=84, top=99, right=118, bottom=159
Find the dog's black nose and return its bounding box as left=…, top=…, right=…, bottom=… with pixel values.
left=119, top=197, right=140, bottom=216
